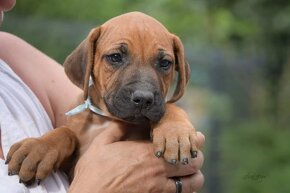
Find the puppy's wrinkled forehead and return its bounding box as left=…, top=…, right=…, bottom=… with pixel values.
left=98, top=12, right=172, bottom=49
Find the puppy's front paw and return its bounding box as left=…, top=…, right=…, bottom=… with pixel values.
left=152, top=121, right=198, bottom=165
left=6, top=138, right=59, bottom=185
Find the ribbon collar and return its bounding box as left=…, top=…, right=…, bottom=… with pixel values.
left=65, top=96, right=105, bottom=116
left=65, top=76, right=105, bottom=117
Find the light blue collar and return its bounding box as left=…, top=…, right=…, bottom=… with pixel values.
left=65, top=76, right=105, bottom=117
left=65, top=96, right=105, bottom=116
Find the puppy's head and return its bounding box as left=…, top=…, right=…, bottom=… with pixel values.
left=64, top=12, right=190, bottom=124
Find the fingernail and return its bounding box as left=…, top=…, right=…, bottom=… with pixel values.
left=170, top=159, right=177, bottom=165
left=36, top=179, right=41, bottom=186
left=182, top=158, right=189, bottom=165
left=155, top=151, right=162, bottom=158
left=191, top=150, right=198, bottom=158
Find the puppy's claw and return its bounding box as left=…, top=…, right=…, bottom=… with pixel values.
left=181, top=158, right=189, bottom=165
left=36, top=179, right=41, bottom=186
left=191, top=150, right=198, bottom=158
left=8, top=170, right=17, bottom=176
left=170, top=159, right=177, bottom=165
left=155, top=151, right=162, bottom=158
left=19, top=179, right=22, bottom=183
left=5, top=157, right=11, bottom=165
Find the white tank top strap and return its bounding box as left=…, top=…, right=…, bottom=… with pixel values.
left=0, top=59, right=69, bottom=193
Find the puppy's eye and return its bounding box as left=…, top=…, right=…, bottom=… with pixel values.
left=106, top=53, right=123, bottom=64
left=159, top=59, right=172, bottom=70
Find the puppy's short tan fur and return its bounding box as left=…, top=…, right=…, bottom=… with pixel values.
left=6, top=12, right=198, bottom=184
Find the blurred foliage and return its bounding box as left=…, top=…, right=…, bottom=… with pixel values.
left=221, top=118, right=290, bottom=193
left=1, top=0, right=290, bottom=193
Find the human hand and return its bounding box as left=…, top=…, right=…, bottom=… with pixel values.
left=69, top=126, right=205, bottom=193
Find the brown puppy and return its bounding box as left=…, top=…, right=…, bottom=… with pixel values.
left=6, top=12, right=198, bottom=184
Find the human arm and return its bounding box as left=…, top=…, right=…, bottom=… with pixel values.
left=0, top=32, right=82, bottom=127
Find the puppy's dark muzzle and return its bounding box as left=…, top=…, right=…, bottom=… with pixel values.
left=105, top=83, right=165, bottom=123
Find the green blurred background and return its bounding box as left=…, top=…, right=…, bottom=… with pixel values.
left=2, top=0, right=290, bottom=192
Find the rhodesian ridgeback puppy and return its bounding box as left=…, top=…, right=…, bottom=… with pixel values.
left=6, top=12, right=198, bottom=184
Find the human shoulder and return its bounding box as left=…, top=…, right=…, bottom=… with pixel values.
left=0, top=32, right=81, bottom=127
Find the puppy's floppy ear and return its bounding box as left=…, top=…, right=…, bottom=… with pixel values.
left=168, top=35, right=191, bottom=103
left=63, top=27, right=101, bottom=98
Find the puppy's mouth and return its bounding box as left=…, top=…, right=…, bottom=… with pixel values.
left=122, top=115, right=150, bottom=124
left=104, top=86, right=165, bottom=124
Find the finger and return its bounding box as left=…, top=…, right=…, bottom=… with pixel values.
left=196, top=131, right=205, bottom=149
left=166, top=150, right=204, bottom=177
left=92, top=124, right=128, bottom=146
left=167, top=171, right=204, bottom=193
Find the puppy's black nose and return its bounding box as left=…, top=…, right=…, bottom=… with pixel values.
left=131, top=90, right=154, bottom=108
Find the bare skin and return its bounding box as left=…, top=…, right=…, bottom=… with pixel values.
left=0, top=32, right=81, bottom=127
left=0, top=1, right=21, bottom=160
left=0, top=0, right=15, bottom=11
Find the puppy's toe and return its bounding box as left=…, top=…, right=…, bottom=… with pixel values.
left=164, top=137, right=179, bottom=164
left=7, top=144, right=29, bottom=176
left=18, top=152, right=44, bottom=183
left=35, top=151, right=58, bottom=181
left=153, top=135, right=165, bottom=158
left=189, top=133, right=199, bottom=158
left=179, top=136, right=191, bottom=165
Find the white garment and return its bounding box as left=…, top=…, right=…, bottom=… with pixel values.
left=0, top=59, right=69, bottom=193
